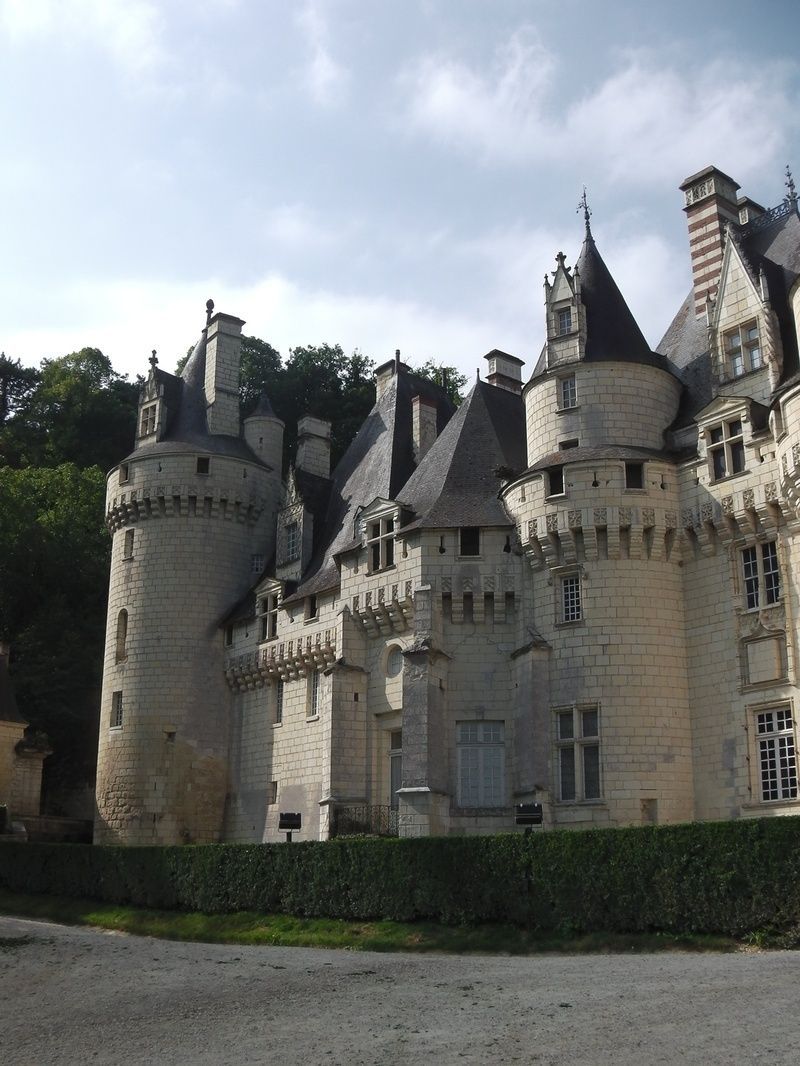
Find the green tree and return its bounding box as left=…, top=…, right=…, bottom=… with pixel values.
left=413, top=359, right=467, bottom=407
left=0, top=349, right=139, bottom=471
left=0, top=464, right=109, bottom=792
left=0, top=354, right=39, bottom=427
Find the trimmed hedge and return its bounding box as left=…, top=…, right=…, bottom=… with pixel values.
left=2, top=818, right=800, bottom=936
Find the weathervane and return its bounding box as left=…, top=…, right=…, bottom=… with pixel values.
left=785, top=164, right=797, bottom=206
left=577, top=186, right=592, bottom=237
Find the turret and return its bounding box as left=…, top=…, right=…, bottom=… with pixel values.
left=243, top=393, right=285, bottom=474
left=94, top=303, right=283, bottom=846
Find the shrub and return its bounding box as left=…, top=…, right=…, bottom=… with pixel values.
left=2, top=817, right=800, bottom=936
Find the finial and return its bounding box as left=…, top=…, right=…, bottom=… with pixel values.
left=395, top=348, right=401, bottom=367
left=785, top=164, right=797, bottom=205
left=555, top=251, right=567, bottom=269
left=206, top=298, right=215, bottom=325
left=476, top=367, right=480, bottom=381
left=577, top=186, right=592, bottom=237
left=149, top=349, right=158, bottom=369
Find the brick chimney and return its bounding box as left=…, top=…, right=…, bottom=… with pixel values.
left=680, top=166, right=741, bottom=319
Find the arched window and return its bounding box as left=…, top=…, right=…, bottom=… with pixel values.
left=115, top=609, right=128, bottom=663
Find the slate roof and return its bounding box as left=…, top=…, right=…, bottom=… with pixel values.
left=399, top=380, right=526, bottom=530
left=576, top=235, right=672, bottom=371
left=531, top=234, right=673, bottom=382
left=525, top=444, right=676, bottom=473
left=125, top=331, right=266, bottom=465
left=0, top=649, right=26, bottom=726
left=285, top=367, right=454, bottom=600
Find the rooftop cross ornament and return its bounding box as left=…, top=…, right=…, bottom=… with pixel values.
left=785, top=164, right=797, bottom=206
left=149, top=349, right=158, bottom=369
left=577, top=186, right=593, bottom=237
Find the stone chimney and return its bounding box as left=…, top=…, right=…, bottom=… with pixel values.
left=205, top=311, right=245, bottom=436
left=296, top=416, right=332, bottom=479
left=680, top=166, right=741, bottom=319
left=484, top=350, right=524, bottom=394
left=375, top=350, right=406, bottom=402
left=412, top=394, right=438, bottom=463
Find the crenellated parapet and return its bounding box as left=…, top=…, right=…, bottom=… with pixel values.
left=106, top=483, right=268, bottom=532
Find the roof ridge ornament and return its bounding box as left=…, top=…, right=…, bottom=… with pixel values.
left=149, top=349, right=158, bottom=370
left=785, top=164, right=797, bottom=206
left=206, top=298, right=215, bottom=325
left=577, top=185, right=593, bottom=239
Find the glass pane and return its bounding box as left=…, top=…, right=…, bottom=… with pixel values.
left=559, top=747, right=576, bottom=801
left=459, top=722, right=479, bottom=744
left=712, top=448, right=726, bottom=480
left=728, top=419, right=742, bottom=437
left=583, top=745, right=600, bottom=799
left=581, top=709, right=598, bottom=737
left=709, top=426, right=723, bottom=444
left=482, top=746, right=504, bottom=806
left=557, top=711, right=574, bottom=740
left=730, top=441, right=745, bottom=474
left=481, top=722, right=503, bottom=744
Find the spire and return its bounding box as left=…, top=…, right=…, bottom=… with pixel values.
left=577, top=186, right=593, bottom=240
left=785, top=164, right=797, bottom=206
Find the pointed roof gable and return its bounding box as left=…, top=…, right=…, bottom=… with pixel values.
left=575, top=235, right=669, bottom=370
left=399, top=380, right=526, bottom=530
left=288, top=369, right=454, bottom=598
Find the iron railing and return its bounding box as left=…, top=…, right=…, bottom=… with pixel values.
left=331, top=804, right=399, bottom=838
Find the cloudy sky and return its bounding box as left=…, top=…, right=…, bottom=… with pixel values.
left=2, top=0, right=799, bottom=384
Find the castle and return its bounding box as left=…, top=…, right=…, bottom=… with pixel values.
left=94, top=164, right=800, bottom=845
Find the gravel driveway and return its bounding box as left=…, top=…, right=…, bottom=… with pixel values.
left=2, top=914, right=799, bottom=1065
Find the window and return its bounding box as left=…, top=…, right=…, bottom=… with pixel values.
left=275, top=680, right=284, bottom=724
left=270, top=781, right=278, bottom=804
left=559, top=374, right=577, bottom=410
left=560, top=573, right=582, bottom=623
left=224, top=625, right=234, bottom=648
left=305, top=594, right=317, bottom=621
left=755, top=706, right=798, bottom=801
left=196, top=457, right=210, bottom=475
left=119, top=463, right=130, bottom=484
left=459, top=527, right=480, bottom=556
left=251, top=554, right=265, bottom=575
left=725, top=321, right=762, bottom=378
left=367, top=515, right=395, bottom=572
left=625, top=462, right=644, bottom=490
left=557, top=308, right=572, bottom=335
left=386, top=645, right=403, bottom=677
left=389, top=729, right=402, bottom=811
left=260, top=593, right=279, bottom=641
left=560, top=438, right=579, bottom=451
left=547, top=467, right=564, bottom=496
left=115, top=609, right=128, bottom=663
left=308, top=670, right=320, bottom=717
left=742, top=542, right=781, bottom=610
left=707, top=418, right=745, bottom=481
left=111, top=690, right=123, bottom=729
left=555, top=706, right=601, bottom=801
left=285, top=521, right=300, bottom=561
left=457, top=721, right=505, bottom=807
left=123, top=529, right=135, bottom=560
left=140, top=405, right=157, bottom=437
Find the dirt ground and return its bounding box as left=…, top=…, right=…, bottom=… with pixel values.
left=2, top=914, right=799, bottom=1065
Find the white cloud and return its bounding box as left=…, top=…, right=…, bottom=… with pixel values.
left=400, top=32, right=796, bottom=183
left=295, top=1, right=350, bottom=107
left=401, top=27, right=554, bottom=162
left=0, top=0, right=165, bottom=75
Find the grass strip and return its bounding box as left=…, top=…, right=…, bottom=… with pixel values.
left=0, top=889, right=741, bottom=954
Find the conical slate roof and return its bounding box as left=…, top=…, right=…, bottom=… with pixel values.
left=399, top=380, right=526, bottom=529
left=576, top=234, right=670, bottom=370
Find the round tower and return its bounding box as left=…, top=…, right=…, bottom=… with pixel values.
left=506, top=227, right=694, bottom=829
left=94, top=309, right=282, bottom=844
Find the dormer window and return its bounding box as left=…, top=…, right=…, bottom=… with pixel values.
left=367, top=515, right=395, bottom=572
left=724, top=322, right=761, bottom=378
left=707, top=418, right=745, bottom=481
left=557, top=308, right=572, bottom=335
left=140, top=404, right=157, bottom=437
left=285, top=521, right=300, bottom=562
left=259, top=592, right=279, bottom=641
